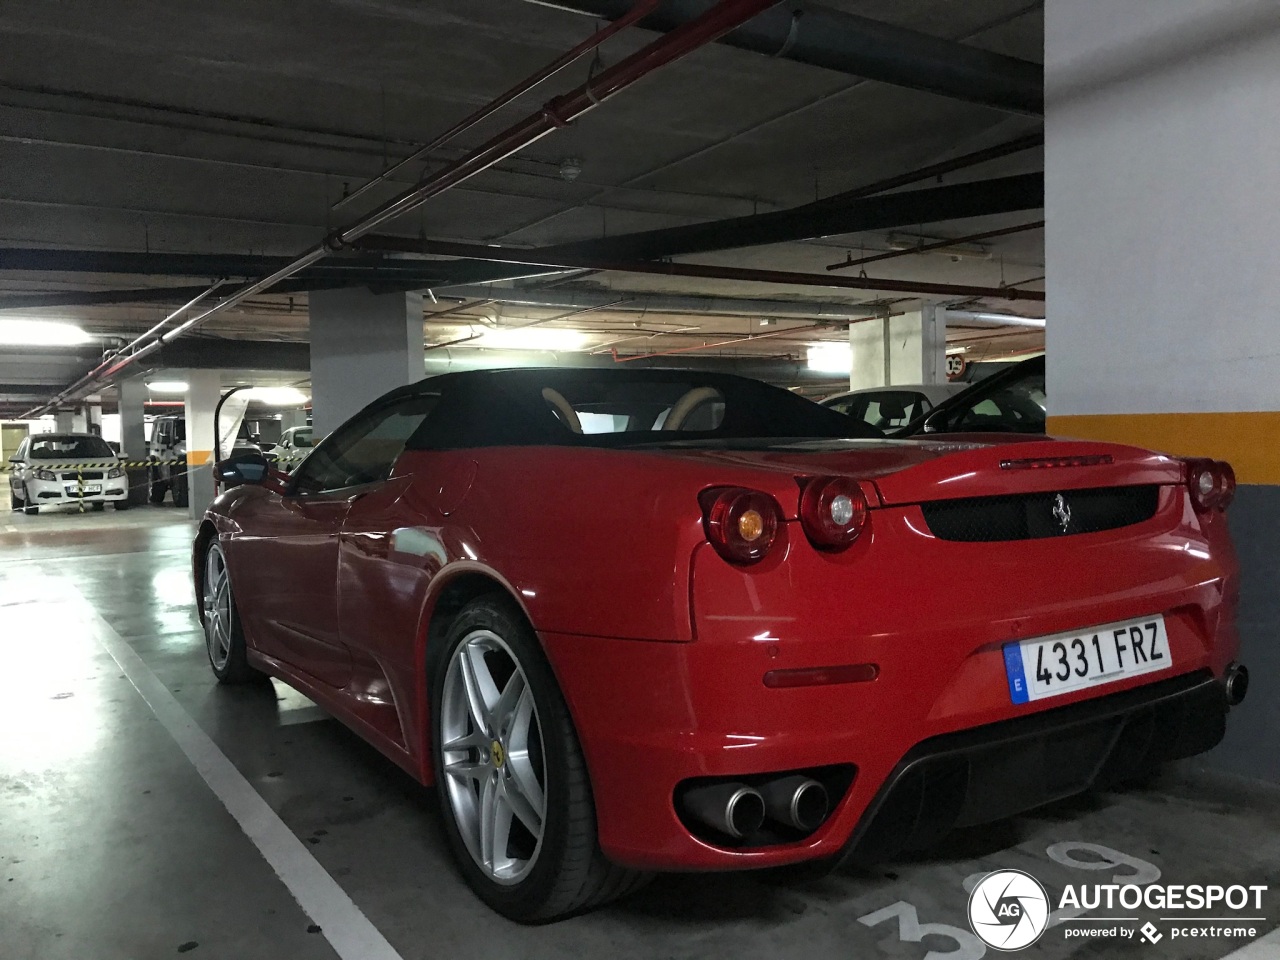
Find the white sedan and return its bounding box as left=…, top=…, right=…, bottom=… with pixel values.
left=8, top=433, right=130, bottom=514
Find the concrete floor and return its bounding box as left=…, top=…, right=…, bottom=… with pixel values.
left=2, top=506, right=1279, bottom=960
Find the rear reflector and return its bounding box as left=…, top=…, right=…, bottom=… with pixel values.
left=764, top=664, right=879, bottom=688
left=1184, top=458, right=1236, bottom=512
left=1000, top=455, right=1114, bottom=470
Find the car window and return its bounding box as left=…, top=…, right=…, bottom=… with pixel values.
left=828, top=391, right=929, bottom=430
left=554, top=388, right=726, bottom=435
left=937, top=368, right=1046, bottom=434
left=294, top=429, right=315, bottom=448
left=28, top=435, right=115, bottom=460
left=291, top=395, right=437, bottom=495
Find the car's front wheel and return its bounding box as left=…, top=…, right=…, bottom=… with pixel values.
left=430, top=596, right=647, bottom=923
left=22, top=485, right=37, bottom=515
left=202, top=541, right=264, bottom=684
left=10, top=488, right=20, bottom=511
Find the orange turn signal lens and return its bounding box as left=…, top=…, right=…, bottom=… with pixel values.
left=738, top=509, right=765, bottom=542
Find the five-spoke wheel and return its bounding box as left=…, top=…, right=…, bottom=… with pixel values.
left=202, top=541, right=263, bottom=684
left=430, top=595, right=647, bottom=922
left=440, top=630, right=547, bottom=885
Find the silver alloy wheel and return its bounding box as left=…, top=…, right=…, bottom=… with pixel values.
left=203, top=544, right=233, bottom=671
left=440, top=629, right=547, bottom=885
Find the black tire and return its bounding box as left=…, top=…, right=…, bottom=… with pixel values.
left=149, top=474, right=168, bottom=504
left=91, top=501, right=106, bottom=512
left=172, top=472, right=189, bottom=508
left=201, top=541, right=265, bottom=684
left=10, top=488, right=19, bottom=511
left=428, top=595, right=647, bottom=922
left=113, top=501, right=130, bottom=511
left=22, top=485, right=37, bottom=515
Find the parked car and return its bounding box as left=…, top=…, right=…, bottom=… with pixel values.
left=821, top=383, right=966, bottom=433
left=273, top=425, right=315, bottom=470
left=901, top=354, right=1046, bottom=436
left=196, top=368, right=1244, bottom=922
left=149, top=414, right=262, bottom=506
left=8, top=433, right=130, bottom=514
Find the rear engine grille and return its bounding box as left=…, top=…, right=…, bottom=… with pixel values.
left=60, top=471, right=104, bottom=480
left=920, top=485, right=1160, bottom=542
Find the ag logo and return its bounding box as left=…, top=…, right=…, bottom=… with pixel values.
left=968, top=869, right=1050, bottom=951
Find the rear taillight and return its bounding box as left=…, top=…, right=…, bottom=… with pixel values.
left=798, top=476, right=869, bottom=550
left=700, top=487, right=781, bottom=565
left=1184, top=458, right=1236, bottom=512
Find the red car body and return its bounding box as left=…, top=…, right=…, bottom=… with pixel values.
left=196, top=369, right=1240, bottom=880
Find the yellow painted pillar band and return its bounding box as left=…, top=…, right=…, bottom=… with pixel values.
left=1047, top=412, right=1280, bottom=485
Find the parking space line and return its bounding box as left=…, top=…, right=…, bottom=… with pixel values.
left=1220, top=928, right=1280, bottom=959
left=69, top=584, right=406, bottom=960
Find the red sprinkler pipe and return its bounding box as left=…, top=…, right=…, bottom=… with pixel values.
left=22, top=0, right=782, bottom=418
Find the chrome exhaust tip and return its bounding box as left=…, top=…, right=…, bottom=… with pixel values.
left=681, top=782, right=766, bottom=839
left=760, top=775, right=829, bottom=832
left=1225, top=662, right=1250, bottom=706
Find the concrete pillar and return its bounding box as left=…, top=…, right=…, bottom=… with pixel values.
left=85, top=396, right=103, bottom=435
left=309, top=289, right=424, bottom=437
left=117, top=376, right=149, bottom=506
left=54, top=411, right=74, bottom=432
left=184, top=371, right=220, bottom=519
left=279, top=408, right=308, bottom=431
left=1046, top=1, right=1280, bottom=781
left=848, top=303, right=945, bottom=391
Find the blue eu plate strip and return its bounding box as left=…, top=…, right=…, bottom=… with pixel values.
left=1003, top=642, right=1030, bottom=704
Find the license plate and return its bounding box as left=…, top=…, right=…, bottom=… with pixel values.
left=1003, top=615, right=1171, bottom=704
left=66, top=484, right=102, bottom=494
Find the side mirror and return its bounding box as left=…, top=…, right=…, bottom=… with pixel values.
left=7, top=455, right=21, bottom=464
left=215, top=451, right=270, bottom=488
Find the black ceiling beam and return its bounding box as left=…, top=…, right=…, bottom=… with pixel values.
left=0, top=167, right=1043, bottom=309
left=534, top=171, right=1044, bottom=263
left=540, top=0, right=1043, bottom=115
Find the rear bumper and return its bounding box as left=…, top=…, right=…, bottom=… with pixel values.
left=841, top=669, right=1226, bottom=864
left=546, top=616, right=1235, bottom=872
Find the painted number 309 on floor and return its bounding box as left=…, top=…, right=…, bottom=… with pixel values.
left=857, top=841, right=1160, bottom=959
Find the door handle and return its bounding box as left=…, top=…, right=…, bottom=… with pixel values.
left=347, top=491, right=369, bottom=505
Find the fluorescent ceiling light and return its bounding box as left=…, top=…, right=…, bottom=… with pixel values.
left=147, top=380, right=189, bottom=393
left=806, top=343, right=852, bottom=374
left=244, top=386, right=309, bottom=406
left=0, top=319, right=92, bottom=346
left=473, top=328, right=589, bottom=351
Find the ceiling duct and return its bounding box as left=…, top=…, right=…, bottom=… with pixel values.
left=530, top=0, right=1044, bottom=115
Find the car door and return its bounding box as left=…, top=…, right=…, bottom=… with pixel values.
left=8, top=437, right=28, bottom=497
left=229, top=394, right=437, bottom=688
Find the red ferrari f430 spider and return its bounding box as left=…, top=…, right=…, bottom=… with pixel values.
left=196, top=368, right=1246, bottom=922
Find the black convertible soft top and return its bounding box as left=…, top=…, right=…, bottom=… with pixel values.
left=388, top=367, right=880, bottom=450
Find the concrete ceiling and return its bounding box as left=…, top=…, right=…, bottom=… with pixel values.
left=0, top=0, right=1045, bottom=414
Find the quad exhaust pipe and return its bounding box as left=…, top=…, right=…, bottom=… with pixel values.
left=681, top=782, right=766, bottom=839
left=681, top=776, right=830, bottom=839
left=1225, top=662, right=1249, bottom=706
left=759, top=775, right=830, bottom=832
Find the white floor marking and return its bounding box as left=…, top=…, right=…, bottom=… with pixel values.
left=1220, top=928, right=1280, bottom=960
left=67, top=583, right=407, bottom=960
